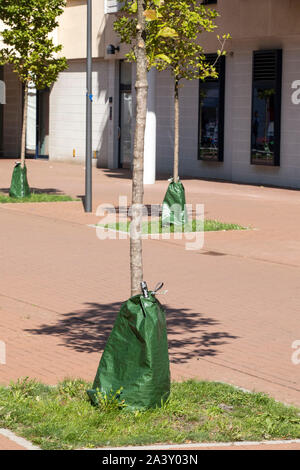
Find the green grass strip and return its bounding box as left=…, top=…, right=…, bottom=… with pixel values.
left=0, top=378, right=299, bottom=450
left=99, top=219, right=246, bottom=234
left=0, top=193, right=76, bottom=203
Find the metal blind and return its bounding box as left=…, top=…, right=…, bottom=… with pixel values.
left=253, top=50, right=281, bottom=81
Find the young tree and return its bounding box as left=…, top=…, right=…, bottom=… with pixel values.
left=147, top=0, right=229, bottom=183
left=115, top=1, right=149, bottom=296
left=0, top=0, right=67, bottom=173
left=116, top=1, right=228, bottom=182
left=115, top=1, right=229, bottom=227
left=146, top=1, right=229, bottom=225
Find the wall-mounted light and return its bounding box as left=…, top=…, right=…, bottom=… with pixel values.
left=107, top=44, right=120, bottom=55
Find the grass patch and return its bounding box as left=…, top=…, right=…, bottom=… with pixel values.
left=0, top=193, right=76, bottom=203
left=0, top=378, right=299, bottom=450
left=98, top=219, right=246, bottom=234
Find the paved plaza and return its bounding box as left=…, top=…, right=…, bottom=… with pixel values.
left=0, top=159, right=299, bottom=450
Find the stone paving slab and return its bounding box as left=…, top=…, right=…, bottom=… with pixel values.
left=0, top=429, right=34, bottom=450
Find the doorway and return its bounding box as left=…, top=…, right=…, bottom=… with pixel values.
left=26, top=84, right=49, bottom=159
left=36, top=89, right=50, bottom=158
left=118, top=61, right=132, bottom=169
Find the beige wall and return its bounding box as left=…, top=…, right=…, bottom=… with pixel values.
left=56, top=1, right=300, bottom=59
left=49, top=59, right=109, bottom=165
left=220, top=0, right=300, bottom=39
left=57, top=0, right=120, bottom=60
left=193, top=0, right=300, bottom=53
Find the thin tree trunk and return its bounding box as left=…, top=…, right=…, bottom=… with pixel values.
left=173, top=79, right=179, bottom=183
left=130, top=0, right=148, bottom=296
left=20, top=82, right=28, bottom=168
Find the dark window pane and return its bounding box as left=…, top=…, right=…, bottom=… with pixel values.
left=198, top=55, right=225, bottom=162
left=120, top=61, right=132, bottom=92
left=199, top=83, right=220, bottom=161
left=251, top=50, right=282, bottom=166
left=251, top=83, right=275, bottom=165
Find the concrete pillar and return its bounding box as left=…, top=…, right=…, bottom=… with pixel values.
left=144, top=68, right=156, bottom=184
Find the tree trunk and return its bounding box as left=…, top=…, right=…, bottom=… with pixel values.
left=130, top=0, right=148, bottom=296
left=173, top=78, right=179, bottom=183
left=20, top=82, right=28, bottom=168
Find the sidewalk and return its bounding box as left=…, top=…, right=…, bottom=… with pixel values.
left=0, top=160, right=299, bottom=449
left=0, top=433, right=26, bottom=450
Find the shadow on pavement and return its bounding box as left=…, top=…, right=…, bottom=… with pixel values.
left=103, top=169, right=170, bottom=182
left=25, top=302, right=238, bottom=364
left=0, top=187, right=65, bottom=195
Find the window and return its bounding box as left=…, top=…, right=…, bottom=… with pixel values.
left=251, top=50, right=282, bottom=166
left=198, top=54, right=225, bottom=162
left=202, top=1, right=217, bottom=4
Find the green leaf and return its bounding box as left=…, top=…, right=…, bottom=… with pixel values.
left=144, top=9, right=157, bottom=21
left=157, top=27, right=178, bottom=39
left=154, top=53, right=172, bottom=64
left=129, top=1, right=137, bottom=13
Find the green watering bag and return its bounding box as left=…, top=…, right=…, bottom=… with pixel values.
left=9, top=163, right=31, bottom=198
left=161, top=180, right=188, bottom=226
left=87, top=284, right=170, bottom=410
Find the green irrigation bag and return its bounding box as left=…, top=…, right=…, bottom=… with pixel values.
left=9, top=162, right=31, bottom=198
left=161, top=180, right=188, bottom=226
left=87, top=285, right=170, bottom=410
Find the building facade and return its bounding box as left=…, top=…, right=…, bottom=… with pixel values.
left=2, top=0, right=300, bottom=189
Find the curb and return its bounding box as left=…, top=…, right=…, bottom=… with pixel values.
left=83, top=439, right=300, bottom=451
left=1, top=428, right=299, bottom=451
left=0, top=428, right=40, bottom=450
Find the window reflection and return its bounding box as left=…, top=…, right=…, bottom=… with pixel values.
left=251, top=49, right=282, bottom=166
left=198, top=55, right=225, bottom=162
left=251, top=85, right=276, bottom=165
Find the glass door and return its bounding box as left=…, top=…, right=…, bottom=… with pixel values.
left=25, top=85, right=49, bottom=159
left=36, top=89, right=50, bottom=158
left=119, top=61, right=132, bottom=168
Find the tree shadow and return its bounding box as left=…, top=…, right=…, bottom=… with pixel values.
left=100, top=204, right=162, bottom=216
left=25, top=301, right=238, bottom=364
left=102, top=169, right=172, bottom=181
left=0, top=187, right=65, bottom=195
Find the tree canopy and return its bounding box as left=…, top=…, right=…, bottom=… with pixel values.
left=114, top=0, right=230, bottom=83
left=0, top=0, right=67, bottom=88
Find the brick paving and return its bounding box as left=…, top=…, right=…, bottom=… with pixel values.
left=0, top=433, right=26, bottom=450
left=0, top=159, right=300, bottom=450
